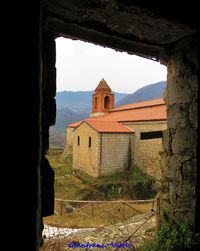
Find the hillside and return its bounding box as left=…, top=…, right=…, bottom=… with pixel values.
left=56, top=90, right=128, bottom=113
left=54, top=107, right=83, bottom=128
left=44, top=148, right=155, bottom=227
left=49, top=107, right=88, bottom=146
left=116, top=81, right=166, bottom=107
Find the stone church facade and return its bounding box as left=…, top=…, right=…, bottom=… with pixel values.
left=66, top=79, right=167, bottom=179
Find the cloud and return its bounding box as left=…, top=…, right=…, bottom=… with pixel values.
left=56, top=37, right=167, bottom=93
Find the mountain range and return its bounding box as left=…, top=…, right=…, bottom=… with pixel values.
left=50, top=81, right=166, bottom=146
left=116, top=81, right=166, bottom=106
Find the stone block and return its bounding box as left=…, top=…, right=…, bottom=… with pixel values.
left=171, top=128, right=196, bottom=155
left=167, top=104, right=189, bottom=129
left=167, top=77, right=193, bottom=105
left=189, top=102, right=198, bottom=128
left=162, top=129, right=171, bottom=153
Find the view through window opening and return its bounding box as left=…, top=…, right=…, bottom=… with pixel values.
left=44, top=36, right=167, bottom=247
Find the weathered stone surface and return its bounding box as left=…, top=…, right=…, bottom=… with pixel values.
left=162, top=129, right=171, bottom=154
left=189, top=102, right=198, bottom=128
left=159, top=44, right=198, bottom=228
left=167, top=104, right=189, bottom=129
left=171, top=128, right=196, bottom=155
left=167, top=78, right=193, bottom=105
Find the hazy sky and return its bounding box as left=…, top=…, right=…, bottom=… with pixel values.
left=56, top=37, right=167, bottom=94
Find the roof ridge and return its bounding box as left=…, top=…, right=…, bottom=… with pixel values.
left=75, top=119, right=133, bottom=133
left=113, top=103, right=165, bottom=112
left=114, top=98, right=165, bottom=112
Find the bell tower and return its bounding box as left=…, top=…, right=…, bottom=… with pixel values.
left=90, top=79, right=114, bottom=117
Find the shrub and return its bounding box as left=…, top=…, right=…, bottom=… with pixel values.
left=144, top=223, right=200, bottom=251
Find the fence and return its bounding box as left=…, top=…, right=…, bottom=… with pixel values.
left=54, top=198, right=155, bottom=228
left=40, top=198, right=156, bottom=251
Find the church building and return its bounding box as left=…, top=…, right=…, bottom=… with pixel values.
left=66, top=79, right=167, bottom=179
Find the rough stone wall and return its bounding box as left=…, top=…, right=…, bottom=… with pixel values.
left=158, top=44, right=198, bottom=227
left=63, top=127, right=74, bottom=158
left=124, top=121, right=167, bottom=180
left=73, top=123, right=100, bottom=177
left=100, top=133, right=131, bottom=176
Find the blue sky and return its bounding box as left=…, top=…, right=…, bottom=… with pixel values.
left=56, top=37, right=167, bottom=94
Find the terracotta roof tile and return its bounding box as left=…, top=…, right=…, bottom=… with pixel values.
left=82, top=120, right=133, bottom=133
left=68, top=98, right=167, bottom=129
left=68, top=120, right=83, bottom=127
left=90, top=104, right=166, bottom=122
left=114, top=98, right=165, bottom=111
left=95, top=78, right=111, bottom=92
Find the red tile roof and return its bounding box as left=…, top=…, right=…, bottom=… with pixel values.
left=68, top=98, right=167, bottom=131
left=95, top=78, right=111, bottom=92
left=75, top=120, right=133, bottom=133
left=89, top=104, right=166, bottom=122
left=68, top=120, right=84, bottom=128
left=114, top=98, right=165, bottom=111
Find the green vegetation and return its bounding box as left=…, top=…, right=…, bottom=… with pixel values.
left=144, top=223, right=200, bottom=251
left=46, top=148, right=156, bottom=201
left=44, top=148, right=156, bottom=227
left=94, top=166, right=155, bottom=200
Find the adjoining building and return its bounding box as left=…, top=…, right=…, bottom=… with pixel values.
left=65, top=79, right=167, bottom=178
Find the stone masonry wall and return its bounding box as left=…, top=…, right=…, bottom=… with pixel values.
left=158, top=44, right=198, bottom=227
left=63, top=127, right=74, bottom=158
left=73, top=123, right=100, bottom=177
left=100, top=133, right=131, bottom=176
left=124, top=121, right=167, bottom=180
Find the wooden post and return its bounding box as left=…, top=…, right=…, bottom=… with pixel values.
left=92, top=203, right=94, bottom=218
left=60, top=201, right=62, bottom=216
left=123, top=202, right=125, bottom=220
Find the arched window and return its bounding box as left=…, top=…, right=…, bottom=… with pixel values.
left=88, top=137, right=91, bottom=147
left=104, top=96, right=110, bottom=109
left=77, top=136, right=80, bottom=146
left=94, top=97, right=97, bottom=110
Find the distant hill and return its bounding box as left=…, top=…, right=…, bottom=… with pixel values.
left=56, top=90, right=128, bottom=113
left=54, top=107, right=87, bottom=129
left=116, top=81, right=166, bottom=107
left=50, top=107, right=88, bottom=146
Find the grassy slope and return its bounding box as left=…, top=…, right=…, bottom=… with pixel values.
left=44, top=148, right=155, bottom=227
left=47, top=148, right=155, bottom=201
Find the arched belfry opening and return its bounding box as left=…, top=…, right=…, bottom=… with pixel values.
left=94, top=97, right=97, bottom=110
left=91, top=78, right=114, bottom=117
left=104, top=96, right=110, bottom=109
